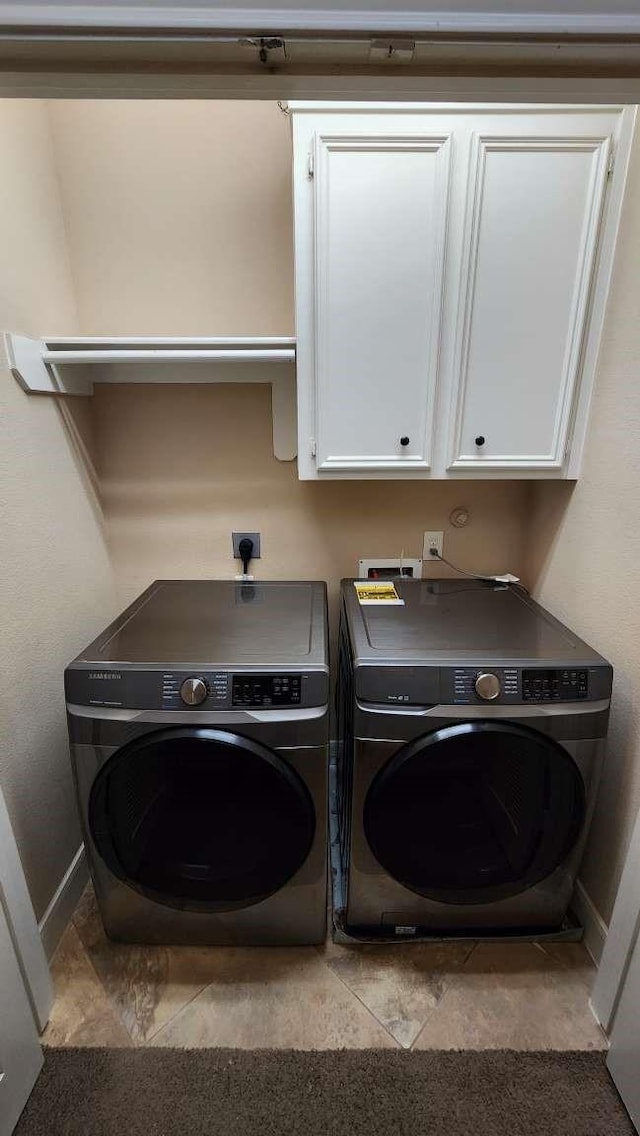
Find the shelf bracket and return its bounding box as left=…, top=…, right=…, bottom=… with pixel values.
left=4, top=333, right=92, bottom=395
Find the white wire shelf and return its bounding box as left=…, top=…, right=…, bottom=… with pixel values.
left=4, top=332, right=298, bottom=460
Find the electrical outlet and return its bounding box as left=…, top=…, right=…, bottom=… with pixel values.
left=423, top=531, right=444, bottom=562
left=232, top=532, right=261, bottom=559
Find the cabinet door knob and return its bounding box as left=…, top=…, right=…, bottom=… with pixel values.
left=400, top=436, right=410, bottom=447
left=475, top=435, right=486, bottom=447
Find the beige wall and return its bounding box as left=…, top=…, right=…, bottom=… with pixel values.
left=0, top=101, right=115, bottom=922
left=527, top=131, right=640, bottom=925
left=48, top=100, right=294, bottom=336
left=94, top=381, right=531, bottom=619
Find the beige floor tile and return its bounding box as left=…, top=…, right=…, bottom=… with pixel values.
left=42, top=923, right=132, bottom=1048
left=536, top=939, right=598, bottom=983
left=73, top=885, right=263, bottom=1044
left=321, top=940, right=475, bottom=1048
left=413, top=941, right=607, bottom=1051
left=150, top=947, right=399, bottom=1049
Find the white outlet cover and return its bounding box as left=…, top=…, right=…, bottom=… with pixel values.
left=422, top=531, right=444, bottom=561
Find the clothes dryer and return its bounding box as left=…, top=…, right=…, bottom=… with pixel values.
left=337, top=579, right=611, bottom=937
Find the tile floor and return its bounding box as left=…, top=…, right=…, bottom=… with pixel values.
left=43, top=885, right=607, bottom=1051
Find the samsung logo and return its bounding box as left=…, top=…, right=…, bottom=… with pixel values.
left=88, top=671, right=122, bottom=681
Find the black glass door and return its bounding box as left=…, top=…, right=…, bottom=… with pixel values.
left=364, top=721, right=585, bottom=904
left=89, top=728, right=315, bottom=912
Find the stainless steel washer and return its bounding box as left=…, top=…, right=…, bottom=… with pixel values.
left=336, top=578, right=612, bottom=938
left=66, top=580, right=329, bottom=945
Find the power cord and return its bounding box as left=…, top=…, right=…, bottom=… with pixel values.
left=238, top=537, right=254, bottom=576
left=426, top=547, right=522, bottom=588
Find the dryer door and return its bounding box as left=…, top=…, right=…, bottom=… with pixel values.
left=89, top=727, right=315, bottom=912
left=364, top=721, right=585, bottom=905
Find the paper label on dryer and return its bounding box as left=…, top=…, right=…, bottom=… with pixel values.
left=354, top=582, right=404, bottom=606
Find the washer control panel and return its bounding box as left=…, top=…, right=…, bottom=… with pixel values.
left=162, top=672, right=228, bottom=709
left=232, top=673, right=301, bottom=707
left=161, top=671, right=305, bottom=709
left=180, top=676, right=208, bottom=706
left=66, top=665, right=329, bottom=711
left=474, top=672, right=501, bottom=701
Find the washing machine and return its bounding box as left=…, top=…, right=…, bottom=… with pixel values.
left=65, top=579, right=329, bottom=945
left=336, top=578, right=612, bottom=938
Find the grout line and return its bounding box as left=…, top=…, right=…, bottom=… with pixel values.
left=409, top=942, right=478, bottom=1050
left=321, top=941, right=479, bottom=1051
left=318, top=955, right=403, bottom=1049
left=143, top=975, right=220, bottom=1045
left=409, top=978, right=460, bottom=1051
left=461, top=941, right=479, bottom=966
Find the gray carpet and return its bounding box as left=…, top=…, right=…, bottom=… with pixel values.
left=16, top=1048, right=633, bottom=1136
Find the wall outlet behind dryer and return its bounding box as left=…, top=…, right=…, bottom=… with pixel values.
left=423, top=531, right=444, bottom=562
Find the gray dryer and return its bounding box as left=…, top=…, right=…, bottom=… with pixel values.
left=336, top=578, right=611, bottom=938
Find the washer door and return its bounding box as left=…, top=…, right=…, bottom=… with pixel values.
left=89, top=727, right=315, bottom=912
left=364, top=721, right=586, bottom=905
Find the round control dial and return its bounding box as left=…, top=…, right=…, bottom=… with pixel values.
left=475, top=672, right=501, bottom=701
left=180, top=677, right=208, bottom=706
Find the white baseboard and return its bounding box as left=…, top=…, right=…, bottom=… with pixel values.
left=38, top=844, right=88, bottom=961
left=572, top=878, right=608, bottom=965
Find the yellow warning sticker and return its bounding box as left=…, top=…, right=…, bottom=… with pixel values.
left=354, top=581, right=405, bottom=606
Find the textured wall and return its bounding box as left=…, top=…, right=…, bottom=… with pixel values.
left=48, top=100, right=294, bottom=336
left=527, top=130, right=640, bottom=925
left=93, top=381, right=531, bottom=622
left=0, top=101, right=115, bottom=921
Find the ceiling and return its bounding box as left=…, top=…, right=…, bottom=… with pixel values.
left=0, top=1, right=639, bottom=35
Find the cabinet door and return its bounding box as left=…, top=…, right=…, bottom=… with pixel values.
left=313, top=132, right=451, bottom=473
left=448, top=132, right=611, bottom=470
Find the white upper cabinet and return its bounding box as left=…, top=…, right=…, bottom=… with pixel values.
left=291, top=103, right=635, bottom=480
left=312, top=131, right=451, bottom=472
left=449, top=126, right=612, bottom=471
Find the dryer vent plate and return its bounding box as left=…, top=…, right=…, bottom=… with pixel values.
left=357, top=558, right=422, bottom=580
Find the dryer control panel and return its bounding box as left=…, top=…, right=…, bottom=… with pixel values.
left=450, top=668, right=519, bottom=704
left=354, top=663, right=611, bottom=707
left=444, top=666, right=598, bottom=705
left=522, top=668, right=588, bottom=702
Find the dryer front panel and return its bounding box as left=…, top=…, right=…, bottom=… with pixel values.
left=89, top=727, right=316, bottom=913
left=362, top=721, right=586, bottom=906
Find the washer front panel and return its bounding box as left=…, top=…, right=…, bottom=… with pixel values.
left=89, top=727, right=316, bottom=914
